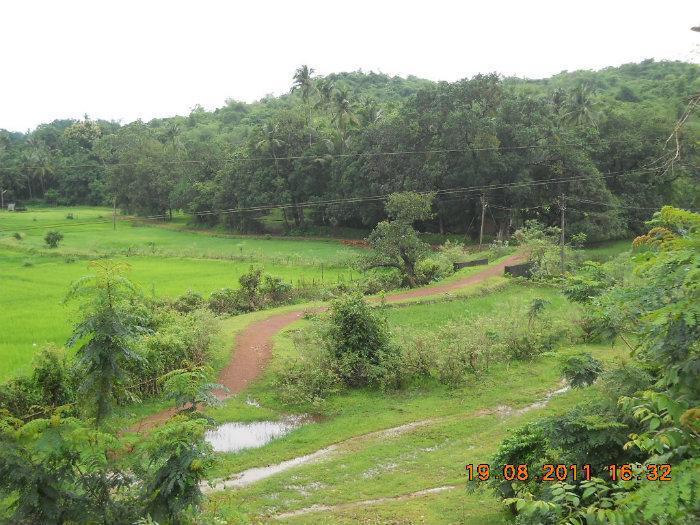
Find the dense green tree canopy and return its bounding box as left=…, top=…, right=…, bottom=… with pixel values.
left=1, top=60, right=698, bottom=241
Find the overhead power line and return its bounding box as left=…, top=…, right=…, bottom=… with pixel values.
left=0, top=165, right=669, bottom=234
left=6, top=138, right=626, bottom=172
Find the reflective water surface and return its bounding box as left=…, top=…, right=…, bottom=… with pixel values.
left=205, top=415, right=310, bottom=453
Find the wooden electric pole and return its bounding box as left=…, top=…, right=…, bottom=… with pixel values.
left=559, top=194, right=566, bottom=273
left=479, top=194, right=487, bottom=249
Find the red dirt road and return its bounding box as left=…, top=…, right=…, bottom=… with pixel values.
left=131, top=254, right=522, bottom=432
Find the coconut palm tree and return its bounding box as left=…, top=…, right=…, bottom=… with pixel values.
left=356, top=96, right=383, bottom=127
left=315, top=78, right=335, bottom=110
left=331, top=89, right=359, bottom=151
left=563, top=84, right=598, bottom=127
left=292, top=65, right=316, bottom=145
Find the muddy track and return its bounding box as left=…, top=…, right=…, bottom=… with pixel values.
left=202, top=381, right=569, bottom=494
left=271, top=485, right=460, bottom=520
left=132, top=254, right=522, bottom=432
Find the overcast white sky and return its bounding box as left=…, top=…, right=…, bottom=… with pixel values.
left=1, top=0, right=698, bottom=132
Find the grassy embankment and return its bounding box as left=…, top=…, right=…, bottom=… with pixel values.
left=198, top=282, right=626, bottom=524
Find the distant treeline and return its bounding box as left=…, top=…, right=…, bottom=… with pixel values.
left=1, top=60, right=699, bottom=241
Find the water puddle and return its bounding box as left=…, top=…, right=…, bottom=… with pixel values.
left=203, top=446, right=338, bottom=493
left=205, top=415, right=311, bottom=453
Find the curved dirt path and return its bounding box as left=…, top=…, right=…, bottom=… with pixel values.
left=131, top=254, right=522, bottom=432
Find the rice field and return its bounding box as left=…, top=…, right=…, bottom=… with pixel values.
left=0, top=207, right=359, bottom=266
left=0, top=207, right=362, bottom=381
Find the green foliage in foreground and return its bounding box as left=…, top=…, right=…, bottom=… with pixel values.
left=0, top=263, right=222, bottom=423
left=0, top=263, right=224, bottom=523
left=0, top=412, right=215, bottom=524
left=492, top=207, right=700, bottom=524
left=65, top=260, right=149, bottom=425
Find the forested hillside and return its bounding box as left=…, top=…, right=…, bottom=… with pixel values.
left=1, top=60, right=699, bottom=241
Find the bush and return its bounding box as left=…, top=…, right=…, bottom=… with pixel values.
left=12, top=232, right=22, bottom=240
left=65, top=212, right=74, bottom=220
left=562, top=261, right=614, bottom=303
left=487, top=239, right=511, bottom=260
left=237, top=266, right=263, bottom=310
left=415, top=254, right=454, bottom=284
left=130, top=308, right=219, bottom=397
left=31, top=345, right=73, bottom=407
left=356, top=268, right=403, bottom=295
left=44, top=188, right=59, bottom=205
left=0, top=376, right=44, bottom=418
left=44, top=230, right=64, bottom=248
left=273, top=353, right=342, bottom=407
left=598, top=362, right=653, bottom=400
left=513, top=220, right=582, bottom=279
left=208, top=287, right=241, bottom=315
left=173, top=290, right=206, bottom=313
left=545, top=402, right=641, bottom=470
left=502, top=323, right=562, bottom=360
left=435, top=320, right=502, bottom=385
left=438, top=240, right=467, bottom=264
left=260, top=275, right=293, bottom=304
left=561, top=352, right=603, bottom=387
left=325, top=293, right=398, bottom=388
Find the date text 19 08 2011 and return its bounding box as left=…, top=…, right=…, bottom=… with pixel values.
left=465, top=464, right=672, bottom=482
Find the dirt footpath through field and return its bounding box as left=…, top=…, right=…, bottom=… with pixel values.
left=131, top=253, right=522, bottom=432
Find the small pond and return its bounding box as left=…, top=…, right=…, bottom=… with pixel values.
left=205, top=415, right=311, bottom=453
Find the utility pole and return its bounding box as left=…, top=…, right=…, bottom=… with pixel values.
left=559, top=194, right=566, bottom=274
left=479, top=194, right=488, bottom=249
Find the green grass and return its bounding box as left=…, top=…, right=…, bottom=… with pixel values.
left=201, top=283, right=625, bottom=523
left=0, top=247, right=356, bottom=382
left=0, top=206, right=365, bottom=381
left=0, top=207, right=359, bottom=266
left=582, top=239, right=632, bottom=261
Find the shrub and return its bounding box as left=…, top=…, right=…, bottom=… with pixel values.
left=399, top=335, right=437, bottom=380
left=435, top=321, right=502, bottom=385
left=487, top=239, right=511, bottom=260
left=44, top=188, right=59, bottom=204
left=44, top=230, right=64, bottom=248
left=208, top=287, right=241, bottom=315
left=65, top=212, right=74, bottom=220
left=273, top=353, right=342, bottom=407
left=260, top=275, right=293, bottom=304
left=31, top=345, right=73, bottom=407
left=598, top=362, right=653, bottom=401
left=502, top=323, right=561, bottom=360
left=438, top=240, right=467, bottom=263
left=490, top=421, right=550, bottom=499
left=357, top=268, right=403, bottom=294
left=134, top=309, right=219, bottom=396
left=12, top=232, right=22, bottom=240
left=0, top=376, right=44, bottom=418
left=513, top=220, right=582, bottom=279
left=173, top=290, right=206, bottom=313
left=561, top=352, right=604, bottom=387
left=562, top=261, right=614, bottom=303
left=22, top=259, right=34, bottom=267
left=237, top=266, right=263, bottom=310
left=324, top=293, right=398, bottom=388
left=545, top=402, right=641, bottom=470
left=415, top=254, right=454, bottom=284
